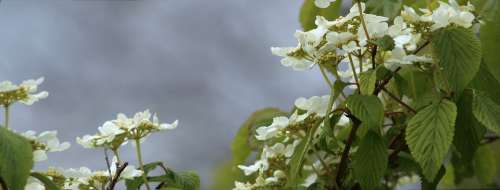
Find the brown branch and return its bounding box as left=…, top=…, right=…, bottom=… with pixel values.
left=334, top=116, right=361, bottom=187
left=382, top=87, right=417, bottom=114
left=374, top=67, right=401, bottom=95
left=106, top=162, right=129, bottom=190
left=413, top=41, right=430, bottom=55
left=482, top=135, right=499, bottom=145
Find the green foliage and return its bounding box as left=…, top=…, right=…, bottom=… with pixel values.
left=210, top=160, right=247, bottom=190
left=352, top=131, right=388, bottom=190
left=432, top=26, right=482, bottom=95
left=473, top=145, right=496, bottom=185
left=421, top=166, right=446, bottom=190
left=126, top=162, right=200, bottom=190
left=479, top=1, right=500, bottom=83
left=370, top=35, right=395, bottom=51
left=299, top=0, right=343, bottom=30
left=472, top=91, right=500, bottom=135
left=30, top=172, right=60, bottom=190
left=406, top=100, right=457, bottom=181
left=469, top=63, right=500, bottom=105
left=286, top=136, right=309, bottom=188
left=0, top=127, right=33, bottom=190
left=359, top=69, right=377, bottom=95
left=397, top=66, right=438, bottom=109
left=231, top=108, right=287, bottom=165
left=366, top=0, right=403, bottom=18
left=346, top=94, right=384, bottom=129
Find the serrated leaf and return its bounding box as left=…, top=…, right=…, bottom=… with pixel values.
left=432, top=26, right=481, bottom=95
left=472, top=91, right=500, bottom=135
left=346, top=94, right=384, bottom=129
left=406, top=100, right=457, bottom=181
left=473, top=145, right=496, bottom=185
left=30, top=172, right=60, bottom=190
left=359, top=69, right=377, bottom=95
left=421, top=166, right=446, bottom=190
left=299, top=0, right=343, bottom=31
left=0, top=127, right=33, bottom=190
left=231, top=108, right=287, bottom=165
left=366, top=0, right=403, bottom=18
left=352, top=131, right=388, bottom=190
left=469, top=63, right=500, bottom=105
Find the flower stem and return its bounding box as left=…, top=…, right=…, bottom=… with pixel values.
left=134, top=139, right=151, bottom=190
left=347, top=54, right=361, bottom=90
left=356, top=0, right=370, bottom=41
left=112, top=149, right=121, bottom=164
left=4, top=106, right=9, bottom=129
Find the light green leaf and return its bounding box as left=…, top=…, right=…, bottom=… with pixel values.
left=353, top=131, right=388, bottom=190
left=472, top=91, right=500, bottom=135
left=432, top=26, right=482, bottom=95
left=346, top=94, right=384, bottom=129
left=359, top=69, right=377, bottom=95
left=231, top=108, right=287, bottom=165
left=473, top=145, right=496, bottom=185
left=406, top=100, right=457, bottom=181
left=299, top=0, right=343, bottom=31
left=366, top=0, right=403, bottom=18
left=30, top=172, right=60, bottom=190
left=398, top=66, right=439, bottom=109
left=286, top=137, right=308, bottom=188
left=0, top=127, right=33, bottom=190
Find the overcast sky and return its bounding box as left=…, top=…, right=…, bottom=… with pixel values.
left=0, top=0, right=330, bottom=188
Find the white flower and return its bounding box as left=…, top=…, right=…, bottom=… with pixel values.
left=153, top=114, right=178, bottom=131
left=109, top=157, right=143, bottom=179
left=401, top=6, right=421, bottom=23
left=314, top=0, right=336, bottom=8
left=295, top=95, right=331, bottom=117
left=430, top=0, right=475, bottom=30
left=233, top=181, right=253, bottom=190
left=301, top=173, right=318, bottom=187
left=357, top=14, right=389, bottom=45
left=21, top=130, right=70, bottom=162
left=265, top=170, right=286, bottom=184
left=0, top=77, right=48, bottom=106
left=263, top=141, right=300, bottom=158
left=385, top=47, right=432, bottom=68
left=25, top=177, right=45, bottom=190
left=326, top=32, right=355, bottom=46
left=97, top=121, right=125, bottom=144
left=255, top=116, right=289, bottom=140
left=238, top=159, right=269, bottom=176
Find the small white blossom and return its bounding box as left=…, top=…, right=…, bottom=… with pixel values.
left=0, top=77, right=48, bottom=106
left=295, top=95, right=331, bottom=117
left=314, top=0, right=336, bottom=8
left=25, top=177, right=45, bottom=190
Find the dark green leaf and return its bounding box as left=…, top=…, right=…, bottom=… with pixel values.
left=480, top=1, right=500, bottom=84
left=346, top=94, right=384, bottom=129
left=421, top=166, right=446, bottom=190
left=0, top=127, right=33, bottom=190
left=352, top=131, right=388, bottom=190
left=432, top=26, right=482, bottom=95
left=472, top=91, right=500, bottom=135
left=406, top=100, right=457, bottom=181
left=398, top=66, right=439, bottom=109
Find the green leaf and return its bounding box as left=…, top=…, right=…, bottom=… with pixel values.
left=352, top=131, right=388, bottom=190
left=468, top=63, right=500, bottom=105
left=432, top=26, right=482, bottom=95
left=210, top=160, right=247, bottom=190
left=473, top=145, right=496, bottom=185
left=453, top=90, right=486, bottom=165
left=359, top=69, right=377, bottom=95
left=405, top=100, right=457, bottom=181
left=398, top=66, right=438, bottom=109
left=0, top=127, right=33, bottom=190
left=421, top=166, right=446, bottom=190
left=480, top=1, right=500, bottom=83
left=299, top=0, right=343, bottom=31
left=370, top=35, right=395, bottom=51
left=231, top=108, right=287, bottom=165
left=30, top=172, right=60, bottom=190
left=346, top=94, right=384, bottom=129
left=366, top=0, right=403, bottom=18
left=286, top=137, right=309, bottom=188
left=472, top=91, right=500, bottom=135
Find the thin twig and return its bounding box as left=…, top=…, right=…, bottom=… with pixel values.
left=334, top=116, right=361, bottom=187
left=104, top=148, right=113, bottom=181
left=374, top=67, right=401, bottom=94
left=107, top=162, right=129, bottom=190
left=382, top=87, right=417, bottom=114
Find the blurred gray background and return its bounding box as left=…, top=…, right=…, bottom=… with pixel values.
left=0, top=0, right=329, bottom=188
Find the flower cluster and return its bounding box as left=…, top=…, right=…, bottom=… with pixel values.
left=77, top=110, right=178, bottom=150
left=25, top=158, right=143, bottom=190
left=271, top=0, right=477, bottom=81
left=234, top=95, right=348, bottom=189
left=21, top=130, right=70, bottom=162
left=236, top=0, right=478, bottom=189
left=0, top=77, right=48, bottom=107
